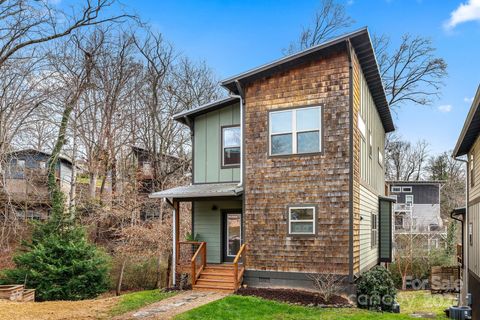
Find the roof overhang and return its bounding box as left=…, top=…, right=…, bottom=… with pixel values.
left=149, top=182, right=243, bottom=200
left=453, top=85, right=480, bottom=158
left=386, top=180, right=446, bottom=185
left=220, top=27, right=394, bottom=133
left=173, top=97, right=240, bottom=126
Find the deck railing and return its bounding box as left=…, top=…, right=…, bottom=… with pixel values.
left=233, top=243, right=247, bottom=290
left=191, top=242, right=207, bottom=285
left=177, top=241, right=202, bottom=273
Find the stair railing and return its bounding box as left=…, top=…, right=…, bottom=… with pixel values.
left=233, top=243, right=247, bottom=290
left=191, top=242, right=207, bottom=285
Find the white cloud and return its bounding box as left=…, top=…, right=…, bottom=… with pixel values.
left=464, top=97, right=474, bottom=103
left=444, top=0, right=480, bottom=30
left=438, top=105, right=453, bottom=113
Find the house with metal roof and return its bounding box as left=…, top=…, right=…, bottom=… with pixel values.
left=451, top=84, right=480, bottom=318
left=150, top=27, right=395, bottom=293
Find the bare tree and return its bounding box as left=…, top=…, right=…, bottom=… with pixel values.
left=385, top=134, right=429, bottom=181
left=374, top=34, right=447, bottom=109
left=0, top=0, right=134, bottom=68
left=284, top=0, right=353, bottom=55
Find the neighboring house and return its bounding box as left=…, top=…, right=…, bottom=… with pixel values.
left=452, top=84, right=480, bottom=317
left=387, top=181, right=446, bottom=254
left=150, top=27, right=395, bottom=293
left=0, top=149, right=73, bottom=220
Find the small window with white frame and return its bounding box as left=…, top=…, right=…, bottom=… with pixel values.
left=368, top=129, right=373, bottom=158
left=358, top=114, right=366, bottom=138
left=402, top=186, right=412, bottom=193
left=378, top=147, right=384, bottom=167
left=288, top=206, right=316, bottom=235
left=391, top=186, right=401, bottom=193
left=222, top=126, right=241, bottom=167
left=269, top=106, right=322, bottom=156
left=371, top=212, right=378, bottom=248
left=405, top=195, right=414, bottom=205
left=469, top=222, right=473, bottom=246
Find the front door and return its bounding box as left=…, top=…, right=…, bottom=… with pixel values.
left=223, top=212, right=242, bottom=262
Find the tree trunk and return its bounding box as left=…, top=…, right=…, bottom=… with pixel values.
left=116, top=259, right=126, bottom=296
left=89, top=171, right=97, bottom=199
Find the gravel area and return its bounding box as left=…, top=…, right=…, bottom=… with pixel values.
left=0, top=296, right=118, bottom=320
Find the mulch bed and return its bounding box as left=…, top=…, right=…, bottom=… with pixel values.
left=236, top=287, right=351, bottom=307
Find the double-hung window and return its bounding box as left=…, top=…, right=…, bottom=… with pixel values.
left=288, top=206, right=316, bottom=235
left=222, top=126, right=241, bottom=167
left=405, top=195, right=414, bottom=206
left=371, top=212, right=378, bottom=248
left=269, top=106, right=322, bottom=156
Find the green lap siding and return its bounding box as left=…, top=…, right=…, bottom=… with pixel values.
left=193, top=200, right=242, bottom=263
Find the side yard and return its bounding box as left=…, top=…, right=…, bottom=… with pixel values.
left=0, top=289, right=455, bottom=320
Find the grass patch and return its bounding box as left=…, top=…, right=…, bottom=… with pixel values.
left=397, top=291, right=454, bottom=318
left=175, top=295, right=412, bottom=320
left=110, top=289, right=176, bottom=316
left=175, top=291, right=451, bottom=320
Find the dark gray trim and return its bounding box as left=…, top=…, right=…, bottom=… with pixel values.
left=347, top=40, right=355, bottom=284
left=453, top=84, right=480, bottom=157
left=220, top=124, right=241, bottom=169
left=221, top=27, right=394, bottom=133
left=286, top=204, right=318, bottom=237
left=243, top=269, right=353, bottom=294
left=266, top=104, right=325, bottom=159
left=173, top=97, right=240, bottom=125
left=378, top=197, right=393, bottom=263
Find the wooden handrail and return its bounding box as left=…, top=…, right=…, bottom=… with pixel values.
left=233, top=244, right=247, bottom=290
left=191, top=242, right=206, bottom=285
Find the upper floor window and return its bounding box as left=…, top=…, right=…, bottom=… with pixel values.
left=269, top=106, right=322, bottom=156
left=470, top=153, right=475, bottom=187
left=405, top=195, right=414, bottom=206
left=38, top=161, right=46, bottom=169
left=391, top=186, right=401, bottom=193
left=368, top=129, right=373, bottom=158
left=402, top=186, right=412, bottom=193
left=378, top=147, right=384, bottom=167
left=222, top=126, right=240, bottom=167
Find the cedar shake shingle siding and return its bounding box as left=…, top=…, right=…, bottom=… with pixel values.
left=243, top=51, right=351, bottom=274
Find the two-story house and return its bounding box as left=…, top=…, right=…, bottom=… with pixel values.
left=387, top=181, right=446, bottom=254
left=0, top=149, right=73, bottom=220
left=151, top=27, right=395, bottom=293
left=452, top=84, right=480, bottom=317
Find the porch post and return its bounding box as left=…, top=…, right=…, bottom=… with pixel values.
left=172, top=200, right=180, bottom=286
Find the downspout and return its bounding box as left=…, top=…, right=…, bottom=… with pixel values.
left=454, top=156, right=468, bottom=307
left=230, top=80, right=245, bottom=187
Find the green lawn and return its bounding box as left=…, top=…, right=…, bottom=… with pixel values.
left=109, top=289, right=177, bottom=316
left=175, top=291, right=452, bottom=320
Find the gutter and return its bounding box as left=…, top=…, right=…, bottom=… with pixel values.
left=453, top=156, right=468, bottom=307
left=230, top=80, right=245, bottom=188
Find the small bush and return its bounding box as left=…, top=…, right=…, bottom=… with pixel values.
left=356, top=266, right=397, bottom=312
left=308, top=273, right=344, bottom=303
left=1, top=226, right=110, bottom=301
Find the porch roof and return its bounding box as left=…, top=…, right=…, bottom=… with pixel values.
left=149, top=182, right=243, bottom=199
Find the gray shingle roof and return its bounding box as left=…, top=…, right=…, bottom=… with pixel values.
left=149, top=182, right=243, bottom=199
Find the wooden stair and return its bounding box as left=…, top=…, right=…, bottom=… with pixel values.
left=193, top=264, right=239, bottom=293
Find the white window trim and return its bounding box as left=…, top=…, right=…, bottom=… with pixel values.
left=391, top=186, right=401, bottom=193
left=358, top=114, right=366, bottom=138
left=402, top=186, right=412, bottom=193
left=378, top=147, right=384, bottom=167
left=405, top=195, right=414, bottom=205
left=269, top=106, right=322, bottom=156
left=222, top=126, right=241, bottom=167
left=371, top=212, right=378, bottom=248
left=288, top=206, right=316, bottom=235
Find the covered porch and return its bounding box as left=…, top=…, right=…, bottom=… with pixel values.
left=150, top=183, right=247, bottom=291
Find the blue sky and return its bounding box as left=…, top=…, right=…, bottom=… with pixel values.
left=119, top=0, right=480, bottom=155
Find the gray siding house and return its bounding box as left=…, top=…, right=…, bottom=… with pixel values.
left=0, top=149, right=73, bottom=219
left=387, top=181, right=446, bottom=253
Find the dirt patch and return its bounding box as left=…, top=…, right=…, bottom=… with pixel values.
left=236, top=287, right=351, bottom=307
left=0, top=296, right=119, bottom=320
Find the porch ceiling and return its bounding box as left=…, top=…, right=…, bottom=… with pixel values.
left=149, top=182, right=243, bottom=199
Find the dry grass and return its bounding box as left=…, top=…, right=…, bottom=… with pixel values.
left=0, top=296, right=119, bottom=320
